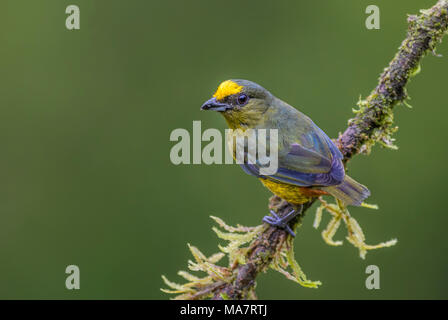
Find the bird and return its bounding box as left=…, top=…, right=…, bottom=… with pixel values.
left=201, top=79, right=370, bottom=236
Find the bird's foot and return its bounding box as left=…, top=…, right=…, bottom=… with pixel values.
left=262, top=208, right=300, bottom=237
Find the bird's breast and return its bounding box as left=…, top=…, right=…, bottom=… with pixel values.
left=259, top=178, right=328, bottom=205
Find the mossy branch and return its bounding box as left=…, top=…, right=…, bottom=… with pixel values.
left=338, top=0, right=448, bottom=158
left=162, top=0, right=448, bottom=300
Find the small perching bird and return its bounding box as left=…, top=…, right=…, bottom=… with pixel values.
left=201, top=79, right=370, bottom=236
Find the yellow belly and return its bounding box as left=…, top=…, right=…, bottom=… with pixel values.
left=260, top=178, right=311, bottom=205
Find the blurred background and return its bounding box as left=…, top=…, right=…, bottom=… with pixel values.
left=0, top=0, right=447, bottom=299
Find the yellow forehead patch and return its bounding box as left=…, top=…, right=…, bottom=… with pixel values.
left=213, top=80, right=243, bottom=101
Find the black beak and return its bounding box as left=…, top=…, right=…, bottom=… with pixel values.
left=200, top=97, right=232, bottom=112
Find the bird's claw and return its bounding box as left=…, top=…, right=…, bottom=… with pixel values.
left=262, top=209, right=297, bottom=237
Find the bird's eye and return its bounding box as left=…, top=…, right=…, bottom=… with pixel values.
left=237, top=94, right=249, bottom=106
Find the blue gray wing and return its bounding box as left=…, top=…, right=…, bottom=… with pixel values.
left=240, top=125, right=344, bottom=187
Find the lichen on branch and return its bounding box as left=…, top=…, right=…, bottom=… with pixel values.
left=162, top=198, right=321, bottom=300
left=314, top=198, right=397, bottom=259
left=338, top=0, right=448, bottom=158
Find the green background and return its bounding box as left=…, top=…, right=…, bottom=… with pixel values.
left=1, top=0, right=447, bottom=299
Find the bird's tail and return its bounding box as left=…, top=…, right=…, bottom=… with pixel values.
left=322, top=175, right=370, bottom=206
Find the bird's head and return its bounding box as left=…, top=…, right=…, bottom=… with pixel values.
left=201, top=79, right=274, bottom=129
